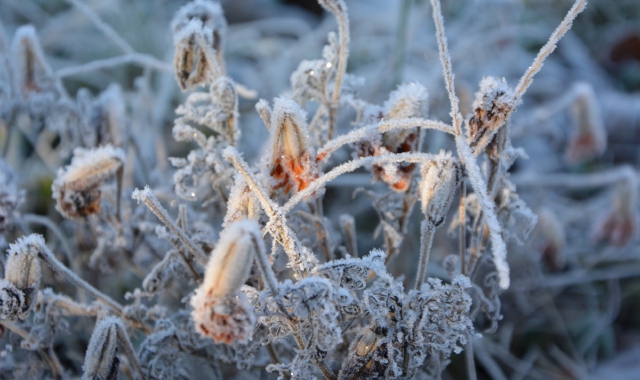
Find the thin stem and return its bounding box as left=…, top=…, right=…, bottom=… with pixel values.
left=65, top=0, right=135, bottom=54
left=429, top=0, right=463, bottom=136
left=223, top=147, right=276, bottom=218
left=339, top=214, right=358, bottom=257
left=132, top=186, right=208, bottom=266
left=284, top=152, right=438, bottom=213
left=36, top=241, right=123, bottom=315
left=459, top=177, right=467, bottom=275
left=465, top=333, right=477, bottom=380
left=317, top=117, right=454, bottom=163
left=115, top=323, right=145, bottom=380
left=251, top=234, right=279, bottom=300
left=55, top=53, right=171, bottom=78
left=511, top=166, right=637, bottom=190
left=514, top=0, right=588, bottom=101
left=415, top=220, right=436, bottom=289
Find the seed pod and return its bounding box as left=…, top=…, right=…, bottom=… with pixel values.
left=52, top=145, right=124, bottom=220
left=171, top=1, right=227, bottom=90
left=4, top=234, right=44, bottom=319
left=268, top=97, right=320, bottom=195
left=565, top=82, right=606, bottom=164
left=535, top=208, right=566, bottom=271
left=339, top=328, right=386, bottom=380
left=382, top=82, right=428, bottom=151
left=83, top=317, right=120, bottom=380
left=0, top=279, right=25, bottom=320
left=467, top=77, right=516, bottom=155
left=10, top=25, right=59, bottom=98
left=419, top=152, right=460, bottom=227
left=190, top=220, right=261, bottom=343
left=593, top=169, right=638, bottom=247
left=210, top=76, right=238, bottom=142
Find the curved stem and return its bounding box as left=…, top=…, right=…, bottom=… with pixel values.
left=414, top=220, right=435, bottom=288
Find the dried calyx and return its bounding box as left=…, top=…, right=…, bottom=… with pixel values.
left=190, top=220, right=262, bottom=343
left=467, top=77, right=517, bottom=155
left=11, top=25, right=60, bottom=98
left=52, top=145, right=124, bottom=220
left=267, top=97, right=321, bottom=196
left=172, top=0, right=227, bottom=90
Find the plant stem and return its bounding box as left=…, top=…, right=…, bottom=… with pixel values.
left=415, top=220, right=436, bottom=289
left=459, top=177, right=467, bottom=275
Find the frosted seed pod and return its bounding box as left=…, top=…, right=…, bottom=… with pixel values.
left=467, top=77, right=516, bottom=155
left=382, top=83, right=428, bottom=152
left=210, top=76, right=238, bottom=141
left=535, top=208, right=566, bottom=271
left=0, top=280, right=25, bottom=320
left=51, top=145, right=124, bottom=220
left=565, top=82, right=606, bottom=164
left=199, top=220, right=260, bottom=300
left=419, top=152, right=460, bottom=227
left=354, top=329, right=379, bottom=356
left=4, top=234, right=44, bottom=319
left=82, top=317, right=119, bottom=380
left=171, top=1, right=227, bottom=90
left=593, top=169, right=638, bottom=247
left=269, top=97, right=320, bottom=195
left=10, top=25, right=58, bottom=98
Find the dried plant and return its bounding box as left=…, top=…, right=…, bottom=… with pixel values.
left=1, top=0, right=640, bottom=379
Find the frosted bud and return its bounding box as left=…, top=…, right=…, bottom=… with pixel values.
left=10, top=25, right=58, bottom=98
left=593, top=169, right=638, bottom=247
left=419, top=152, right=460, bottom=227
left=565, top=82, right=606, bottom=164
left=535, top=208, right=566, bottom=271
left=381, top=83, right=428, bottom=155
left=190, top=220, right=261, bottom=343
left=269, top=97, right=321, bottom=195
left=255, top=99, right=272, bottom=131
left=354, top=329, right=379, bottom=356
left=210, top=76, right=238, bottom=141
left=89, top=84, right=126, bottom=147
left=82, top=316, right=120, bottom=380
left=52, top=145, right=124, bottom=220
left=223, top=177, right=260, bottom=228
left=339, top=328, right=385, bottom=380
left=171, top=1, right=227, bottom=90
left=5, top=235, right=42, bottom=291
left=467, top=77, right=516, bottom=155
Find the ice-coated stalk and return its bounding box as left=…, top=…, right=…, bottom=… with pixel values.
left=132, top=186, right=208, bottom=266
left=415, top=220, right=436, bottom=288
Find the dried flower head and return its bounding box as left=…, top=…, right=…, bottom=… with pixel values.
left=565, top=82, right=606, bottom=164
left=190, top=220, right=262, bottom=343
left=268, top=97, right=321, bottom=195
left=172, top=0, right=227, bottom=90
left=52, top=145, right=125, bottom=220
left=593, top=169, right=638, bottom=247
left=467, top=77, right=516, bottom=155
left=83, top=316, right=120, bottom=380
left=535, top=208, right=566, bottom=271
left=0, top=159, right=24, bottom=232
left=419, top=152, right=461, bottom=227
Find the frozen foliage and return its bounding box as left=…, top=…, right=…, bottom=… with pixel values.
left=4, top=0, right=636, bottom=379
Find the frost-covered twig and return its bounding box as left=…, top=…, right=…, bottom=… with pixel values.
left=55, top=53, right=172, bottom=78
left=284, top=152, right=437, bottom=213
left=132, top=186, right=208, bottom=266
left=429, top=0, right=463, bottom=136
left=514, top=0, right=588, bottom=101
left=316, top=117, right=454, bottom=163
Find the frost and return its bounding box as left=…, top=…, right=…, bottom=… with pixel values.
left=82, top=316, right=120, bottom=380
left=419, top=150, right=460, bottom=227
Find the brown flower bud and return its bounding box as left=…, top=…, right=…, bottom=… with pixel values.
left=52, top=145, right=124, bottom=220
left=419, top=152, right=461, bottom=227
